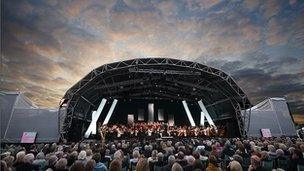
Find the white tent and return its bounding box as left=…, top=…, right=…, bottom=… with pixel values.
left=246, top=98, right=296, bottom=137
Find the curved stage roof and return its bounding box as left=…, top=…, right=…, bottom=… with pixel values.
left=61, top=58, right=252, bottom=140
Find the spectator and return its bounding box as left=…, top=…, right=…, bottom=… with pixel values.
left=171, top=162, right=183, bottom=171
left=85, top=159, right=96, bottom=171
left=33, top=152, right=46, bottom=171
left=109, top=159, right=121, bottom=171
left=92, top=153, right=107, bottom=171
left=163, top=155, right=176, bottom=171
left=248, top=155, right=266, bottom=171
left=206, top=155, right=221, bottom=171
left=54, top=158, right=68, bottom=171
left=70, top=161, right=85, bottom=171
left=136, top=158, right=149, bottom=171
left=16, top=153, right=39, bottom=171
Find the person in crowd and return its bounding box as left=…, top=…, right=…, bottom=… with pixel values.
left=33, top=152, right=46, bottom=171
left=288, top=149, right=304, bottom=171
left=206, top=155, right=221, bottom=171
left=248, top=155, right=266, bottom=171
left=54, top=158, right=68, bottom=171
left=136, top=158, right=149, bottom=171
left=3, top=155, right=14, bottom=171
left=163, top=155, right=176, bottom=171
left=183, top=155, right=195, bottom=171
left=85, top=159, right=96, bottom=171
left=171, top=162, right=183, bottom=171
left=227, top=160, right=242, bottom=171
left=109, top=159, right=121, bottom=171
left=16, top=153, right=39, bottom=171
left=70, top=160, right=85, bottom=171
left=78, top=150, right=88, bottom=166
left=13, top=151, right=25, bottom=169
left=92, top=153, right=108, bottom=171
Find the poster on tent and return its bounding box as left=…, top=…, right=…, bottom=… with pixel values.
left=21, top=132, right=37, bottom=143
left=261, top=128, right=272, bottom=138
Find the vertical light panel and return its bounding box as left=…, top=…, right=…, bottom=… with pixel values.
left=148, top=103, right=154, bottom=123
left=200, top=111, right=205, bottom=126
left=127, top=114, right=134, bottom=125
left=84, top=98, right=107, bottom=138
left=198, top=100, right=215, bottom=126
left=102, top=99, right=118, bottom=125
left=158, top=109, right=164, bottom=121
left=138, top=109, right=144, bottom=121
left=168, top=114, right=174, bottom=126
left=182, top=100, right=196, bottom=126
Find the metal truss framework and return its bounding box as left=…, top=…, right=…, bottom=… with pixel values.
left=60, top=58, right=252, bottom=140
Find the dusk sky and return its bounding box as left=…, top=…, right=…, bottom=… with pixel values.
left=1, top=0, right=304, bottom=115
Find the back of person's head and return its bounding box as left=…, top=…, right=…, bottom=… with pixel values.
left=85, top=159, right=96, bottom=171
left=1, top=160, right=7, bottom=171
left=229, top=160, right=242, bottom=171
left=109, top=159, right=122, bottom=171
left=24, top=153, right=35, bottom=164
left=168, top=155, right=176, bottom=165
left=193, top=159, right=203, bottom=170
left=15, top=151, right=25, bottom=163
left=171, top=162, right=183, bottom=171
left=133, top=150, right=140, bottom=159
left=92, top=153, right=101, bottom=163
left=177, top=151, right=185, bottom=160
left=208, top=155, right=217, bottom=166
left=86, top=149, right=92, bottom=157
left=55, top=158, right=67, bottom=170
left=136, top=158, right=149, bottom=171
left=250, top=155, right=261, bottom=169
left=113, top=150, right=123, bottom=160
left=3, top=156, right=14, bottom=167
left=186, top=156, right=195, bottom=166
left=78, top=150, right=87, bottom=160
left=276, top=149, right=284, bottom=157
left=260, top=151, right=269, bottom=160
left=292, top=149, right=303, bottom=159
left=49, top=155, right=58, bottom=167
left=151, top=150, right=158, bottom=158
left=232, top=154, right=243, bottom=165
left=70, top=161, right=85, bottom=171
left=157, top=152, right=164, bottom=162
left=36, top=152, right=45, bottom=160
left=192, top=151, right=200, bottom=159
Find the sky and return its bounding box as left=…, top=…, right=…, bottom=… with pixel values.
left=1, top=0, right=304, bottom=115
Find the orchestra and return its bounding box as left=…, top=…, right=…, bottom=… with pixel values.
left=98, top=122, right=226, bottom=140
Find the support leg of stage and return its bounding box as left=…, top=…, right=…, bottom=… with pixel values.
left=84, top=98, right=107, bottom=138
left=198, top=100, right=215, bottom=126
left=182, top=100, right=196, bottom=126
left=103, top=99, right=118, bottom=125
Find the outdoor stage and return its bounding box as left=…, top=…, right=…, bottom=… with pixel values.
left=59, top=58, right=252, bottom=141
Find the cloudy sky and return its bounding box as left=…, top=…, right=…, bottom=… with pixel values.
left=1, top=0, right=304, bottom=115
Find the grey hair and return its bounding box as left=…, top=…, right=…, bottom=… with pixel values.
left=24, top=153, right=35, bottom=164
left=168, top=155, right=176, bottom=165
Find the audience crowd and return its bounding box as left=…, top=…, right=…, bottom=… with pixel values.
left=1, top=135, right=304, bottom=171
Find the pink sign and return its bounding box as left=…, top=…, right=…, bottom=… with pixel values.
left=21, top=132, right=37, bottom=143
left=261, top=128, right=272, bottom=138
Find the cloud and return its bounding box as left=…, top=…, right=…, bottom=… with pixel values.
left=1, top=0, right=304, bottom=114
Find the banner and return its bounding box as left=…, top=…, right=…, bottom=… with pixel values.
left=21, top=132, right=37, bottom=143
left=261, top=128, right=272, bottom=138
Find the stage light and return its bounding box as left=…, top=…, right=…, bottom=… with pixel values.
left=84, top=98, right=107, bottom=138
left=103, top=99, right=118, bottom=125
left=198, top=100, right=215, bottom=127
left=182, top=100, right=196, bottom=126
